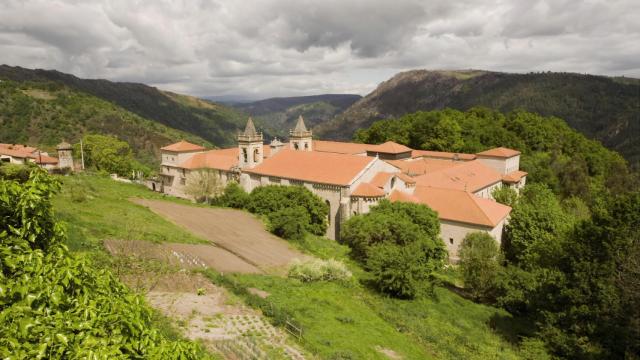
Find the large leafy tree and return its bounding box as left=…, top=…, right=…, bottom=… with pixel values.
left=341, top=200, right=446, bottom=298
left=78, top=134, right=146, bottom=177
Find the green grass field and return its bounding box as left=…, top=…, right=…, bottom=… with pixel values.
left=53, top=173, right=207, bottom=251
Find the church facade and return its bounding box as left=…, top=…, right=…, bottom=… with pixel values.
left=156, top=116, right=527, bottom=261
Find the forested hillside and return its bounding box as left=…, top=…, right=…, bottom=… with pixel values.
left=356, top=108, right=640, bottom=358
left=317, top=70, right=640, bottom=168
left=233, top=94, right=361, bottom=138
left=0, top=65, right=251, bottom=147
left=0, top=79, right=209, bottom=165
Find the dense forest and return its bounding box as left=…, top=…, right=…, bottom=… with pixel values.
left=318, top=70, right=640, bottom=168
left=355, top=108, right=640, bottom=359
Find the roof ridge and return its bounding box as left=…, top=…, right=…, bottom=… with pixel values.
left=467, top=193, right=498, bottom=226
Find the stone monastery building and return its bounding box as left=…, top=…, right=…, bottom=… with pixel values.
left=157, top=116, right=527, bottom=260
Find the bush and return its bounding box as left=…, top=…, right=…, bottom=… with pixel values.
left=492, top=186, right=518, bottom=207
left=248, top=185, right=328, bottom=236
left=269, top=206, right=309, bottom=241
left=288, top=258, right=352, bottom=283
left=366, top=242, right=435, bottom=298
left=216, top=181, right=249, bottom=208
left=458, top=232, right=501, bottom=301
left=341, top=200, right=446, bottom=298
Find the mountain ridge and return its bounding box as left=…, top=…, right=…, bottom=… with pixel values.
left=316, top=69, right=640, bottom=167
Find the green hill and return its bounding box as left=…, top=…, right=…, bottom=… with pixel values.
left=0, top=65, right=252, bottom=148
left=234, top=94, right=361, bottom=138
left=316, top=70, right=640, bottom=168
left=0, top=78, right=209, bottom=165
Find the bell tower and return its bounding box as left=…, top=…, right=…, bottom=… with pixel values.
left=289, top=115, right=312, bottom=151
left=238, top=117, right=264, bottom=169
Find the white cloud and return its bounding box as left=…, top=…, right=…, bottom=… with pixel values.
left=0, top=0, right=637, bottom=98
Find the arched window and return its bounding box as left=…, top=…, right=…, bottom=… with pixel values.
left=390, top=176, right=396, bottom=189
left=242, top=148, right=248, bottom=162
left=294, top=142, right=299, bottom=150
left=304, top=142, right=309, bottom=150
left=253, top=148, right=260, bottom=162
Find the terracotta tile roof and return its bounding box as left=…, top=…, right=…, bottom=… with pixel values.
left=178, top=150, right=238, bottom=171
left=34, top=154, right=58, bottom=164
left=411, top=150, right=476, bottom=161
left=367, top=141, right=413, bottom=154
left=245, top=149, right=375, bottom=186
left=412, top=160, right=502, bottom=193
left=476, top=147, right=521, bottom=158
left=161, top=140, right=206, bottom=152
left=370, top=172, right=394, bottom=188
left=388, top=190, right=420, bottom=203
left=313, top=140, right=370, bottom=155
left=502, top=170, right=528, bottom=183
left=395, top=172, right=416, bottom=184
left=0, top=144, right=39, bottom=159
left=386, top=158, right=462, bottom=176
left=352, top=182, right=386, bottom=197
left=391, top=187, right=512, bottom=227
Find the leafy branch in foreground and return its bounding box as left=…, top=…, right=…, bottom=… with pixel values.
left=0, top=169, right=203, bottom=359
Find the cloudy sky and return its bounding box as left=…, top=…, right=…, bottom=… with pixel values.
left=1, top=0, right=638, bottom=99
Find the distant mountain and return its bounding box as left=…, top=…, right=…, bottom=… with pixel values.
left=233, top=94, right=361, bottom=139
left=316, top=70, right=640, bottom=167
left=0, top=77, right=209, bottom=165
left=0, top=65, right=252, bottom=147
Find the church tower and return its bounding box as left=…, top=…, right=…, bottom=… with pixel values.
left=238, top=117, right=264, bottom=169
left=289, top=115, right=312, bottom=151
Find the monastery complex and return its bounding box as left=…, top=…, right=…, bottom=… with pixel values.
left=156, top=116, right=527, bottom=260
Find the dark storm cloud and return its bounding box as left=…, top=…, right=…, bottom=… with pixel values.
left=0, top=0, right=638, bottom=98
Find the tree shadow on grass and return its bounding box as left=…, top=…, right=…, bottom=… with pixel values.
left=488, top=313, right=537, bottom=345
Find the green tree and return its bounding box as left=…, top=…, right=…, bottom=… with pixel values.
left=268, top=206, right=310, bottom=241
left=492, top=186, right=518, bottom=207
left=341, top=200, right=446, bottom=298
left=423, top=116, right=464, bottom=151
left=247, top=185, right=328, bottom=236
left=79, top=134, right=143, bottom=177
left=504, top=183, right=570, bottom=268
left=458, top=232, right=501, bottom=301
left=216, top=181, right=249, bottom=208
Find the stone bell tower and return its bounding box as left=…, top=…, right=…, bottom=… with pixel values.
left=289, top=115, right=312, bottom=151
left=238, top=117, right=263, bottom=169
left=56, top=140, right=74, bottom=170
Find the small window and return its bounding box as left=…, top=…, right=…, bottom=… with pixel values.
left=294, top=143, right=299, bottom=150
left=304, top=143, right=309, bottom=150
left=254, top=148, right=260, bottom=162
left=449, top=238, right=454, bottom=245
left=242, top=148, right=248, bottom=162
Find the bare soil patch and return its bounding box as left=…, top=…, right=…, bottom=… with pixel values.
left=132, top=199, right=309, bottom=272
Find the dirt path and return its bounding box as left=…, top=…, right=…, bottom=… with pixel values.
left=132, top=199, right=308, bottom=273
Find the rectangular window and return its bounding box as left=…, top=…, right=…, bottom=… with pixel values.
left=449, top=238, right=454, bottom=245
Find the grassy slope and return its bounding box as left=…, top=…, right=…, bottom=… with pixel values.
left=53, top=174, right=207, bottom=252
left=53, top=175, right=530, bottom=359
left=0, top=80, right=210, bottom=166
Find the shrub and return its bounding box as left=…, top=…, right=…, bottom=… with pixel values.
left=341, top=200, right=446, bottom=298
left=492, top=186, right=518, bottom=207
left=269, top=206, right=309, bottom=241
left=216, top=181, right=249, bottom=208
left=366, top=242, right=436, bottom=299
left=288, top=258, right=352, bottom=283
left=458, top=232, right=501, bottom=300
left=248, top=185, right=328, bottom=236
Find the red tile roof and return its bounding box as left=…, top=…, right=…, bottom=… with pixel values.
left=387, top=158, right=463, bottom=176
left=178, top=150, right=238, bottom=171
left=313, top=140, right=370, bottom=155
left=370, top=172, right=394, bottom=188
left=476, top=147, right=521, bottom=158
left=391, top=187, right=511, bottom=227
left=367, top=141, right=413, bottom=154
left=351, top=182, right=386, bottom=197
left=412, top=160, right=502, bottom=192
left=245, top=149, right=375, bottom=186
left=33, top=154, right=59, bottom=164
left=395, top=172, right=416, bottom=185
left=502, top=170, right=528, bottom=183
left=411, top=150, right=476, bottom=161
left=161, top=140, right=206, bottom=152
